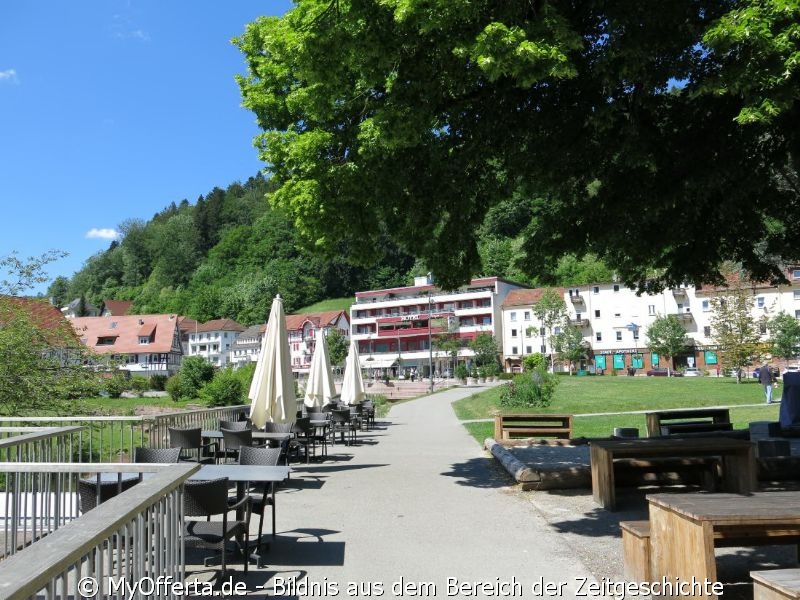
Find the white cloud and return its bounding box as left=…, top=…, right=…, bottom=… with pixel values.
left=85, top=228, right=121, bottom=240
left=0, top=69, right=19, bottom=84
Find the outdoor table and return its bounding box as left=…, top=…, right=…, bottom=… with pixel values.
left=589, top=437, right=756, bottom=510
left=201, top=430, right=292, bottom=444
left=647, top=492, right=800, bottom=597
left=191, top=464, right=292, bottom=567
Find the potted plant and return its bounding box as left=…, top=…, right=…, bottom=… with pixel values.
left=477, top=366, right=487, bottom=383
left=454, top=364, right=468, bottom=385
left=468, top=368, right=478, bottom=386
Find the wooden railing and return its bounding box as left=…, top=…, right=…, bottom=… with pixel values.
left=0, top=463, right=198, bottom=599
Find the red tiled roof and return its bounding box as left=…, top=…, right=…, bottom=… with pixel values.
left=0, top=295, right=80, bottom=345
left=195, top=318, right=246, bottom=333
left=102, top=300, right=133, bottom=316
left=70, top=314, right=180, bottom=355
left=285, top=310, right=349, bottom=332
left=177, top=317, right=198, bottom=333
left=502, top=288, right=565, bottom=308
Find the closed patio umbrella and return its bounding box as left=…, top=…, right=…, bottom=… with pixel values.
left=249, top=295, right=296, bottom=428
left=304, top=328, right=337, bottom=409
left=340, top=338, right=366, bottom=406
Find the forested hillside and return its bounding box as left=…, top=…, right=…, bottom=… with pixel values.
left=48, top=174, right=612, bottom=326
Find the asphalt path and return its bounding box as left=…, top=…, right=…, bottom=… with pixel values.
left=225, top=384, right=598, bottom=598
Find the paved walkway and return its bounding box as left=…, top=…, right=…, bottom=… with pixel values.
left=228, top=386, right=597, bottom=598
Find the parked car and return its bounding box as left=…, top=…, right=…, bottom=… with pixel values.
left=683, top=367, right=703, bottom=377
left=752, top=366, right=780, bottom=380
left=646, top=368, right=683, bottom=377
left=782, top=365, right=800, bottom=376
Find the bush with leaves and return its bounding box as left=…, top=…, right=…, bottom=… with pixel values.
left=522, top=353, right=547, bottom=372
left=179, top=356, right=215, bottom=399
left=149, top=374, right=167, bottom=391
left=165, top=374, right=186, bottom=402
left=499, top=366, right=559, bottom=409
left=199, top=368, right=244, bottom=407
left=129, top=375, right=150, bottom=397
left=104, top=373, right=128, bottom=399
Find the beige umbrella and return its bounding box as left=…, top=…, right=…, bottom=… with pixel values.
left=248, top=295, right=296, bottom=428
left=340, top=338, right=366, bottom=406
left=304, top=328, right=337, bottom=409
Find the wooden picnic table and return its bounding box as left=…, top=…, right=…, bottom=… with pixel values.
left=648, top=492, right=800, bottom=597
left=590, top=437, right=756, bottom=510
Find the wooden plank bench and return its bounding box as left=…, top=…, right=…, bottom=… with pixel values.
left=614, top=456, right=720, bottom=490
left=751, top=569, right=800, bottom=600
left=645, top=408, right=731, bottom=437
left=494, top=414, right=573, bottom=441
left=622, top=520, right=800, bottom=586
left=660, top=421, right=734, bottom=436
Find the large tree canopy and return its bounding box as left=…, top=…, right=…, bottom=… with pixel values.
left=235, top=0, right=800, bottom=291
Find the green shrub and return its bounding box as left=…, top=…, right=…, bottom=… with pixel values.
left=104, top=374, right=128, bottom=399
left=149, top=374, right=168, bottom=391
left=165, top=374, right=185, bottom=402
left=199, top=369, right=244, bottom=407
left=498, top=372, right=514, bottom=380
left=499, top=366, right=559, bottom=408
left=129, top=376, right=149, bottom=397
left=180, top=356, right=216, bottom=399
left=232, top=362, right=256, bottom=395
left=454, top=364, right=469, bottom=380
left=522, top=353, right=546, bottom=372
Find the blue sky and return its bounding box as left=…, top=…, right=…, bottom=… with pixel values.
left=1, top=1, right=293, bottom=296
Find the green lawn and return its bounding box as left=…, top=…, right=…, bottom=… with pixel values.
left=295, top=297, right=353, bottom=313
left=454, top=376, right=780, bottom=444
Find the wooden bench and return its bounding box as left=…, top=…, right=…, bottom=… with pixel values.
left=614, top=456, right=719, bottom=490
left=621, top=520, right=652, bottom=581
left=645, top=408, right=731, bottom=437
left=751, top=569, right=800, bottom=600
left=622, top=520, right=800, bottom=586
left=494, top=414, right=573, bottom=441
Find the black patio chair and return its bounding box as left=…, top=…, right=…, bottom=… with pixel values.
left=237, top=446, right=283, bottom=560
left=219, top=420, right=251, bottom=431
left=168, top=427, right=217, bottom=464
left=262, top=422, right=294, bottom=465
left=133, top=446, right=181, bottom=463
left=77, top=476, right=140, bottom=513
left=183, top=477, right=251, bottom=579
left=220, top=428, right=264, bottom=464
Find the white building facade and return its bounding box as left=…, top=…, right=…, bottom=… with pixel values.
left=186, top=319, right=245, bottom=367
left=501, top=267, right=800, bottom=374
left=351, top=276, right=529, bottom=378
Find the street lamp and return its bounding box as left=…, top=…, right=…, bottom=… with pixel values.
left=428, top=291, right=434, bottom=393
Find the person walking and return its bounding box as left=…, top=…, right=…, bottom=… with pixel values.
left=759, top=363, right=775, bottom=404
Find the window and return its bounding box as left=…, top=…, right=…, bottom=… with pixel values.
left=594, top=310, right=601, bottom=318
left=793, top=269, right=800, bottom=280
left=525, top=328, right=532, bottom=338
left=138, top=337, right=150, bottom=345
left=702, top=300, right=710, bottom=311
left=596, top=332, right=603, bottom=342
left=526, top=346, right=532, bottom=354
left=794, top=290, right=800, bottom=300
left=510, top=312, right=517, bottom=322
left=540, top=327, right=546, bottom=336
left=614, top=312, right=621, bottom=318
left=511, top=329, right=518, bottom=338
left=796, top=310, right=800, bottom=319
left=613, top=284, right=619, bottom=292
left=512, top=346, right=518, bottom=355
left=633, top=329, right=639, bottom=340
left=648, top=305, right=656, bottom=315
left=554, top=327, right=561, bottom=335
left=759, top=322, right=767, bottom=334
left=593, top=286, right=600, bottom=294
left=703, top=326, right=711, bottom=337
left=540, top=344, right=547, bottom=353
left=615, top=331, right=622, bottom=341
left=524, top=311, right=531, bottom=321
left=757, top=297, right=765, bottom=309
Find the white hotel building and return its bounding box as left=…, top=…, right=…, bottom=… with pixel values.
left=500, top=267, right=800, bottom=374
left=350, top=276, right=529, bottom=377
